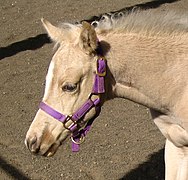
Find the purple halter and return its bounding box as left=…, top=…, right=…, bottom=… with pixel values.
left=39, top=58, right=106, bottom=152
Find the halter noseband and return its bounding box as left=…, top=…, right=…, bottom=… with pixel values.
left=39, top=57, right=106, bottom=152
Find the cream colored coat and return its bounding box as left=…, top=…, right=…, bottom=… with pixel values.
left=26, top=10, right=188, bottom=180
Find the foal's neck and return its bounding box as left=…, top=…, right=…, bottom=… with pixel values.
left=98, top=33, right=171, bottom=113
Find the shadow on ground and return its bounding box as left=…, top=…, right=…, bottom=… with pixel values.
left=0, top=156, right=30, bottom=180
left=0, top=34, right=51, bottom=60
left=120, top=149, right=165, bottom=180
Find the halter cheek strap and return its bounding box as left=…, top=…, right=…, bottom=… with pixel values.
left=39, top=58, right=106, bottom=152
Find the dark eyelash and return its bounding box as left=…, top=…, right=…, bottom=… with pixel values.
left=62, top=83, right=77, bottom=92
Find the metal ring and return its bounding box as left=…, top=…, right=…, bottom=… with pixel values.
left=71, top=135, right=85, bottom=145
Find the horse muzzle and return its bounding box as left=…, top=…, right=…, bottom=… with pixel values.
left=25, top=120, right=68, bottom=156
left=25, top=134, right=62, bottom=157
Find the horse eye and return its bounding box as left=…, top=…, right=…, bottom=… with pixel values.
left=62, top=83, right=77, bottom=92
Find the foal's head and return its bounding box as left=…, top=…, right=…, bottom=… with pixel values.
left=25, top=19, right=106, bottom=156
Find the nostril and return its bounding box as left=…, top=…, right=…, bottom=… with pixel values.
left=30, top=136, right=37, bottom=146
left=26, top=136, right=40, bottom=154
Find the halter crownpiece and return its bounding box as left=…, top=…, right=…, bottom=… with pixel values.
left=39, top=57, right=107, bottom=152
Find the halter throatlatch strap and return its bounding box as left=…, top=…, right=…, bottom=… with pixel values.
left=39, top=57, right=106, bottom=152
left=93, top=58, right=106, bottom=94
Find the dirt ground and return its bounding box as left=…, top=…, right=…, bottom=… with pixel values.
left=0, top=0, right=188, bottom=179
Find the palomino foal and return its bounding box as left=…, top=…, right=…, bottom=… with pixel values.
left=25, top=11, right=188, bottom=180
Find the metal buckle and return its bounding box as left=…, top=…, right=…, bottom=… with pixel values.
left=63, top=115, right=77, bottom=130
left=96, top=58, right=106, bottom=77
left=71, top=134, right=85, bottom=145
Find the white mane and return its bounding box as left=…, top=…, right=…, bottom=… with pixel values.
left=94, top=10, right=188, bottom=37
left=55, top=10, right=188, bottom=47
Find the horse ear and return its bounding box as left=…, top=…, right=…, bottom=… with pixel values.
left=79, top=21, right=98, bottom=55
left=41, top=18, right=63, bottom=43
